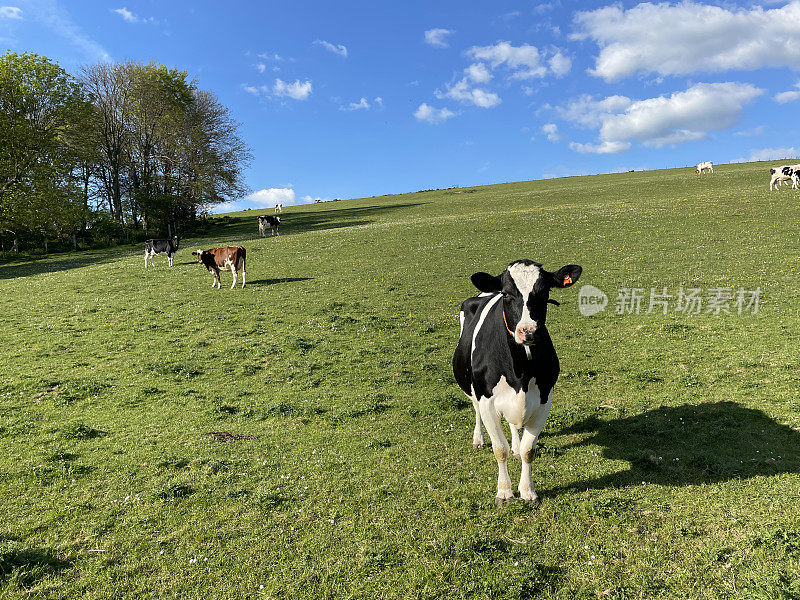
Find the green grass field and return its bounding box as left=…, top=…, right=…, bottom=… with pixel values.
left=2, top=161, right=800, bottom=599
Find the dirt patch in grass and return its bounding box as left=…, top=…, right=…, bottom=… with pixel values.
left=205, top=431, right=259, bottom=443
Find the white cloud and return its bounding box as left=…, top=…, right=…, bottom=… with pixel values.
left=242, top=84, right=261, bottom=96
left=424, top=28, right=454, bottom=48
left=435, top=78, right=501, bottom=108
left=212, top=187, right=301, bottom=213
left=465, top=63, right=492, bottom=84
left=775, top=90, right=800, bottom=104
left=468, top=42, right=547, bottom=79
left=247, top=187, right=296, bottom=206
left=601, top=83, right=762, bottom=148
left=313, top=39, right=348, bottom=58
left=113, top=7, right=136, bottom=22
left=256, top=52, right=283, bottom=62
left=467, top=42, right=571, bottom=80
left=731, top=147, right=798, bottom=163
left=343, top=96, right=383, bottom=111
left=273, top=79, right=312, bottom=100
left=0, top=6, right=22, bottom=19
left=734, top=126, right=765, bottom=137
left=541, top=123, right=561, bottom=141
left=574, top=1, right=800, bottom=81
left=548, top=51, right=571, bottom=77
left=414, top=103, right=456, bottom=124
left=112, top=7, right=155, bottom=24
left=301, top=195, right=328, bottom=203
left=775, top=82, right=800, bottom=104
left=31, top=0, right=110, bottom=61
left=569, top=141, right=631, bottom=154
left=348, top=98, right=370, bottom=110
left=559, top=82, right=762, bottom=154
left=556, top=94, right=632, bottom=128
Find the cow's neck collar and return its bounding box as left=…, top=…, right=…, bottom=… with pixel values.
left=502, top=307, right=533, bottom=361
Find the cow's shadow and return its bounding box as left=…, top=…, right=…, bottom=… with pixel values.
left=546, top=401, right=800, bottom=493
left=0, top=547, right=71, bottom=587
left=245, top=277, right=312, bottom=287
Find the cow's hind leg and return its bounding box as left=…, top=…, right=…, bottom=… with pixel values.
left=230, top=266, right=237, bottom=290
left=510, top=425, right=521, bottom=459
left=479, top=399, right=514, bottom=503
left=471, top=397, right=485, bottom=448
left=518, top=392, right=552, bottom=503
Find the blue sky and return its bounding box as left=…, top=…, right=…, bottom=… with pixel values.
left=2, top=0, right=800, bottom=210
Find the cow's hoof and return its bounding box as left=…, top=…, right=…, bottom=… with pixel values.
left=495, top=489, right=514, bottom=506
left=519, top=491, right=540, bottom=505
left=473, top=441, right=485, bottom=449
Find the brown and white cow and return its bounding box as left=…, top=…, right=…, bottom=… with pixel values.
left=193, top=246, right=247, bottom=289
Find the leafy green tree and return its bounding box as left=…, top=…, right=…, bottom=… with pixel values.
left=0, top=51, right=89, bottom=250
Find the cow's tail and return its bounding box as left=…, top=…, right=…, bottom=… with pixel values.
left=238, top=246, right=246, bottom=287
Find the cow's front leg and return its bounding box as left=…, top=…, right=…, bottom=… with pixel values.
left=518, top=393, right=552, bottom=503
left=168, top=255, right=174, bottom=267
left=471, top=397, right=485, bottom=448
left=230, top=266, right=237, bottom=289
left=479, top=399, right=513, bottom=503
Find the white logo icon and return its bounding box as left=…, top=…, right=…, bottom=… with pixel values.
left=578, top=285, right=608, bottom=316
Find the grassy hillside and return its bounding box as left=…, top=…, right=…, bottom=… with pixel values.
left=1, top=161, right=799, bottom=599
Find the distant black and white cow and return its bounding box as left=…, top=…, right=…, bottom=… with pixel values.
left=695, top=161, right=713, bottom=174
left=769, top=165, right=800, bottom=190
left=275, top=203, right=283, bottom=213
left=144, top=236, right=179, bottom=268
left=453, top=259, right=582, bottom=503
left=258, top=215, right=281, bottom=237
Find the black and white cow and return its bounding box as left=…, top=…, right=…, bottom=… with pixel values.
left=695, top=161, right=713, bottom=174
left=257, top=215, right=281, bottom=237
left=453, top=259, right=582, bottom=503
left=769, top=165, right=800, bottom=190
left=144, top=236, right=180, bottom=268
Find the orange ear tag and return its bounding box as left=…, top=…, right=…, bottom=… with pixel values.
left=563, top=275, right=573, bottom=285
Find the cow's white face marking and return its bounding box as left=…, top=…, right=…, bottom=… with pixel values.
left=507, top=262, right=540, bottom=343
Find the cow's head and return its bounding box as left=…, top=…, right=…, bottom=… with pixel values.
left=471, top=260, right=582, bottom=346
left=172, top=236, right=180, bottom=248
left=192, top=249, right=204, bottom=263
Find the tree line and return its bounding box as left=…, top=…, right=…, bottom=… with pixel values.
left=0, top=51, right=251, bottom=255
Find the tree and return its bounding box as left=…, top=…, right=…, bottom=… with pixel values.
left=80, top=62, right=129, bottom=225
left=0, top=51, right=89, bottom=250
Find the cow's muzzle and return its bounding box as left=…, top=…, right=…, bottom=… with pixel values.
left=516, top=324, right=537, bottom=345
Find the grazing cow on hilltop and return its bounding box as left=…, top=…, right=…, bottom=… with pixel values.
left=144, top=236, right=179, bottom=268
left=453, top=259, right=582, bottom=503
left=275, top=204, right=283, bottom=213
left=695, top=161, right=713, bottom=174
left=258, top=215, right=281, bottom=237
left=194, top=246, right=247, bottom=289
left=769, top=165, right=800, bottom=190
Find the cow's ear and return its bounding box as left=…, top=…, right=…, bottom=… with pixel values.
left=471, top=272, right=502, bottom=293
left=551, top=265, right=582, bottom=288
